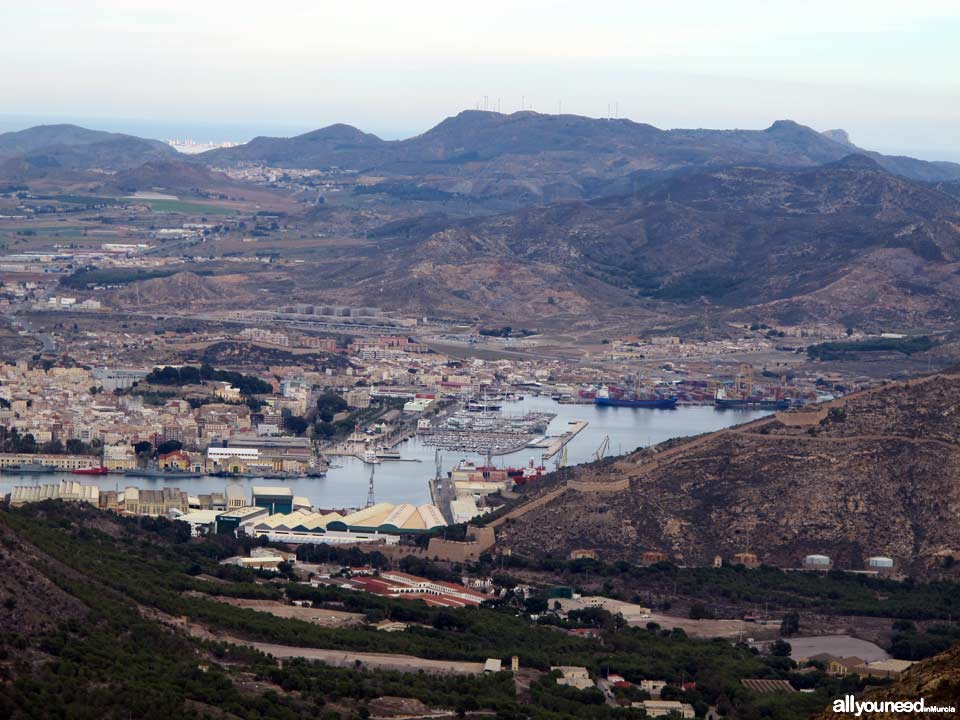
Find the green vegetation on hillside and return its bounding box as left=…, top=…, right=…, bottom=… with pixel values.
left=60, top=267, right=214, bottom=288
left=140, top=199, right=237, bottom=215
left=807, top=336, right=935, bottom=360
left=144, top=364, right=272, bottom=396
left=492, top=555, right=960, bottom=621
left=0, top=502, right=875, bottom=720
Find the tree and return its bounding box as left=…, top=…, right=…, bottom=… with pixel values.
left=42, top=439, right=65, bottom=454
left=314, top=421, right=335, bottom=438
left=524, top=596, right=548, bottom=615
left=285, top=415, right=309, bottom=436
left=18, top=433, right=37, bottom=454
left=770, top=639, right=792, bottom=657
left=65, top=438, right=88, bottom=455
left=156, top=440, right=183, bottom=456
left=689, top=603, right=711, bottom=620
left=780, top=611, right=800, bottom=637
left=134, top=440, right=152, bottom=456
left=316, top=392, right=348, bottom=415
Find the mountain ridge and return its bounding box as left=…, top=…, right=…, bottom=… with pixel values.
left=352, top=156, right=960, bottom=325
left=197, top=111, right=960, bottom=183
left=0, top=123, right=175, bottom=171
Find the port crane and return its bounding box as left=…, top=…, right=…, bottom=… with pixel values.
left=365, top=464, right=376, bottom=508
left=554, top=445, right=568, bottom=471
left=594, top=435, right=610, bottom=462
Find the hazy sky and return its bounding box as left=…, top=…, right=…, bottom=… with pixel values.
left=3, top=1, right=958, bottom=159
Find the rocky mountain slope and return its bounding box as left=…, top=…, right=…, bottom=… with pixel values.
left=816, top=643, right=960, bottom=719
left=493, top=374, right=960, bottom=576
left=107, top=271, right=232, bottom=308
left=349, top=155, right=960, bottom=326
left=105, top=158, right=238, bottom=193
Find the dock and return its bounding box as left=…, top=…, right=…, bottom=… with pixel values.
left=540, top=420, right=588, bottom=459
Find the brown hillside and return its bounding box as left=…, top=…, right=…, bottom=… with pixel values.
left=815, top=644, right=960, bottom=719
left=493, top=374, right=960, bottom=575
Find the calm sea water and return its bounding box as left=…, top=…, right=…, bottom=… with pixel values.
left=1, top=397, right=768, bottom=509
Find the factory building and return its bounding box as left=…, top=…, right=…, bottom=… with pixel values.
left=206, top=446, right=260, bottom=473
left=215, top=505, right=269, bottom=534
left=90, top=368, right=150, bottom=392
left=122, top=487, right=190, bottom=516
left=731, top=552, right=761, bottom=568
left=9, top=480, right=100, bottom=506
left=325, top=502, right=446, bottom=534
left=803, top=554, right=832, bottom=570
left=866, top=556, right=895, bottom=575
left=251, top=486, right=294, bottom=514
left=206, top=435, right=313, bottom=473
left=225, top=483, right=246, bottom=509
left=248, top=503, right=446, bottom=545
left=176, top=509, right=221, bottom=536
left=0, top=453, right=100, bottom=471
left=450, top=496, right=481, bottom=524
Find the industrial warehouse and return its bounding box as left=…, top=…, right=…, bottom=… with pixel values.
left=177, top=488, right=449, bottom=545
left=248, top=501, right=447, bottom=545
left=8, top=481, right=448, bottom=545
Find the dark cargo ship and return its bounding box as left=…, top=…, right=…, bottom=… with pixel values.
left=594, top=386, right=678, bottom=409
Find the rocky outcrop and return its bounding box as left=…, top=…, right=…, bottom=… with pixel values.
left=815, top=644, right=960, bottom=719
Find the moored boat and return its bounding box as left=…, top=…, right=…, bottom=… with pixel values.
left=72, top=466, right=109, bottom=475
left=2, top=460, right=57, bottom=474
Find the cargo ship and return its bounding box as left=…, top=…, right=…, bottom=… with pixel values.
left=374, top=448, right=402, bottom=460
left=507, top=457, right=546, bottom=484
left=465, top=399, right=502, bottom=412
left=72, top=466, right=109, bottom=476
left=714, top=387, right=790, bottom=410
left=594, top=386, right=678, bottom=409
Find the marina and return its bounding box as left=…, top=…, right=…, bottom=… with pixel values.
left=419, top=408, right=555, bottom=455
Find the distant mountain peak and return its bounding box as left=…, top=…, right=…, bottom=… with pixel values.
left=765, top=119, right=806, bottom=133
left=825, top=153, right=884, bottom=171
left=822, top=128, right=854, bottom=146
left=298, top=124, right=382, bottom=143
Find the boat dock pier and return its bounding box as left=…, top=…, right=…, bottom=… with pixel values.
left=539, top=420, right=588, bottom=459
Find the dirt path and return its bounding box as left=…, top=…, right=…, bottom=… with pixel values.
left=145, top=604, right=488, bottom=675
left=248, top=642, right=487, bottom=674
left=205, top=596, right=365, bottom=627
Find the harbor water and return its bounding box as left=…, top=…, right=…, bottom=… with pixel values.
left=0, top=397, right=769, bottom=509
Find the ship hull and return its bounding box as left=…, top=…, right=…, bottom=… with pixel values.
left=124, top=469, right=202, bottom=479
left=72, top=467, right=109, bottom=475
left=595, top=397, right=678, bottom=409
left=715, top=399, right=789, bottom=410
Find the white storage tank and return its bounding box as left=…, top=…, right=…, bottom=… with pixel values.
left=803, top=554, right=832, bottom=568
left=867, top=556, right=895, bottom=569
